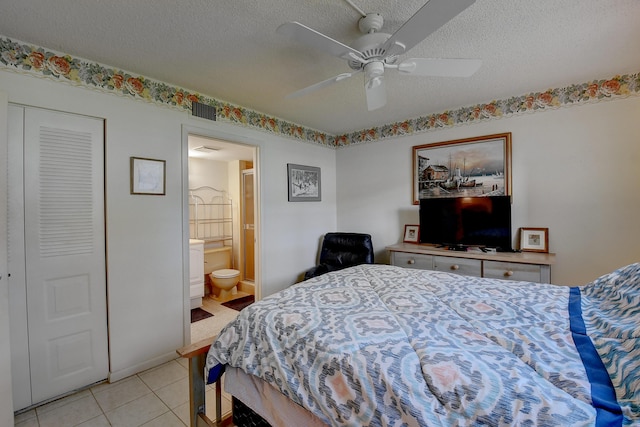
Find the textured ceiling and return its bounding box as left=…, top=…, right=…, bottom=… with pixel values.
left=1, top=0, right=639, bottom=135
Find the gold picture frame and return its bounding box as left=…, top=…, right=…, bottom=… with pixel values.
left=412, top=133, right=512, bottom=204
left=520, top=227, right=549, bottom=253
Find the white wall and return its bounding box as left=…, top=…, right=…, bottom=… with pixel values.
left=261, top=140, right=338, bottom=289
left=337, top=96, right=640, bottom=285
left=0, top=70, right=337, bottom=391
left=189, top=157, right=229, bottom=190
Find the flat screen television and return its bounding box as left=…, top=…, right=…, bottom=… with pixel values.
left=419, top=196, right=512, bottom=250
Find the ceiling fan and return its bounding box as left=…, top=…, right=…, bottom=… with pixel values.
left=277, top=0, right=481, bottom=111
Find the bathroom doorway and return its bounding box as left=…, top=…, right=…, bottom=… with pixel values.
left=182, top=127, right=260, bottom=343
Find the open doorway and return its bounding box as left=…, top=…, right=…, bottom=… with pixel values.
left=182, top=129, right=259, bottom=343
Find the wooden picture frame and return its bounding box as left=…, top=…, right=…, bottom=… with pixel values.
left=412, top=132, right=512, bottom=204
left=520, top=227, right=549, bottom=253
left=130, top=157, right=166, bottom=195
left=287, top=163, right=321, bottom=202
left=403, top=225, right=420, bottom=243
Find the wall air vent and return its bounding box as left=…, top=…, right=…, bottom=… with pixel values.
left=191, top=102, right=216, bottom=121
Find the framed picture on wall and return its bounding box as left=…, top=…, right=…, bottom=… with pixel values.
left=287, top=163, right=321, bottom=202
left=520, top=227, right=549, bottom=252
left=403, top=225, right=420, bottom=243
left=130, top=157, right=166, bottom=195
left=412, top=133, right=512, bottom=204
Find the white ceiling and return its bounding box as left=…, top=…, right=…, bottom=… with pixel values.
left=1, top=0, right=639, bottom=135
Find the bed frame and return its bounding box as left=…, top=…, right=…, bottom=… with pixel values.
left=177, top=336, right=230, bottom=427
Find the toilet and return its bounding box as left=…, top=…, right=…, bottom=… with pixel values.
left=209, top=269, right=240, bottom=301
left=204, top=246, right=240, bottom=301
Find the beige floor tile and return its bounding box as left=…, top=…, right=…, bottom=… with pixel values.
left=141, top=411, right=187, bottom=427
left=104, top=393, right=169, bottom=427
left=13, top=409, right=37, bottom=424
left=37, top=395, right=102, bottom=427
left=75, top=414, right=111, bottom=427
left=174, top=356, right=188, bottom=370
left=154, top=377, right=189, bottom=409
left=35, top=389, right=93, bottom=415
left=93, top=375, right=152, bottom=412
left=172, top=401, right=190, bottom=426
left=138, top=360, right=187, bottom=391
left=14, top=417, right=39, bottom=427
left=90, top=374, right=137, bottom=394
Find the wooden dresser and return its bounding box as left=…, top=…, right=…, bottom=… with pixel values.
left=386, top=243, right=556, bottom=283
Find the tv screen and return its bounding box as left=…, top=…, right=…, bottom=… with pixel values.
left=419, top=196, right=512, bottom=250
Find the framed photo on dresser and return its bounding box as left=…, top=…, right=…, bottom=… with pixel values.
left=520, top=227, right=549, bottom=253
left=403, top=225, right=420, bottom=243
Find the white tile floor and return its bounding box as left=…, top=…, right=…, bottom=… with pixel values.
left=14, top=299, right=241, bottom=427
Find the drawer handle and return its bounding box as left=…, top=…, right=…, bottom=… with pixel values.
left=504, top=270, right=514, bottom=277
left=407, top=259, right=415, bottom=265
left=450, top=265, right=459, bottom=271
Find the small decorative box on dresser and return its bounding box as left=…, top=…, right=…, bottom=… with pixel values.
left=387, top=243, right=556, bottom=283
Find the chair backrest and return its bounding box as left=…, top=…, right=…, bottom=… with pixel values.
left=319, top=232, right=374, bottom=269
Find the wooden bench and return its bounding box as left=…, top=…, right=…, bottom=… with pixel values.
left=176, top=336, right=232, bottom=427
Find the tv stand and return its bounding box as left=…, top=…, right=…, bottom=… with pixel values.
left=387, top=243, right=555, bottom=283
left=447, top=245, right=468, bottom=252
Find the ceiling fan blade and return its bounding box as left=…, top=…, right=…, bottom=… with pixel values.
left=277, top=21, right=363, bottom=60
left=286, top=71, right=360, bottom=99
left=397, top=58, right=482, bottom=77
left=365, top=74, right=387, bottom=111
left=381, top=0, right=476, bottom=57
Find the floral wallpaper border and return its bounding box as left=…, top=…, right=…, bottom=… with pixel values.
left=1, top=35, right=639, bottom=148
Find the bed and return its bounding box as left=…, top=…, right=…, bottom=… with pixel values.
left=178, top=263, right=640, bottom=426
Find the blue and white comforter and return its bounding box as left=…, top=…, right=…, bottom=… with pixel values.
left=206, top=263, right=640, bottom=426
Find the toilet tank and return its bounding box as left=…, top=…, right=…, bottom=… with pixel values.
left=204, top=246, right=232, bottom=274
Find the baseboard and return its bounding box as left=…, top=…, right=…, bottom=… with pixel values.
left=108, top=350, right=178, bottom=383
left=238, top=280, right=255, bottom=295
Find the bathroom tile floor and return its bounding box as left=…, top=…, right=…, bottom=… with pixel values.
left=14, top=297, right=243, bottom=427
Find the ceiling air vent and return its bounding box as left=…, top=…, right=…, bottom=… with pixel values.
left=193, top=146, right=219, bottom=153
left=191, top=102, right=216, bottom=121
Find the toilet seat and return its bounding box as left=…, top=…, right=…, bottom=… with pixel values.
left=211, top=268, right=239, bottom=279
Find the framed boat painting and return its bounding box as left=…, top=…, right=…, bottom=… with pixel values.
left=412, top=133, right=512, bottom=204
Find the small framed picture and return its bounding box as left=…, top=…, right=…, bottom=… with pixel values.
left=287, top=163, right=321, bottom=202
left=130, top=157, right=166, bottom=195
left=403, top=224, right=420, bottom=243
left=520, top=227, right=549, bottom=253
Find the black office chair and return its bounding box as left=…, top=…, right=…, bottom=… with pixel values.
left=304, top=232, right=374, bottom=280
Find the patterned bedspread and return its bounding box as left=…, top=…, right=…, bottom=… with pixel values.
left=206, top=263, right=640, bottom=426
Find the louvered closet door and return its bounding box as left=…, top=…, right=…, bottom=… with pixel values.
left=23, top=108, right=108, bottom=404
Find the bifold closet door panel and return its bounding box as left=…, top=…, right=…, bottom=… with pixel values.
left=10, top=106, right=109, bottom=407
left=7, top=104, right=31, bottom=411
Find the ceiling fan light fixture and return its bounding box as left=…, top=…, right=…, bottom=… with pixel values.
left=397, top=61, right=417, bottom=74
left=364, top=61, right=384, bottom=81
left=367, top=76, right=383, bottom=89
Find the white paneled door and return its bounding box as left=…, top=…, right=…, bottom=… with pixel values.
left=8, top=106, right=108, bottom=409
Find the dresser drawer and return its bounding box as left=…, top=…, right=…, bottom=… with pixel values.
left=433, top=256, right=481, bottom=277
left=483, top=260, right=543, bottom=282
left=391, top=252, right=433, bottom=270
